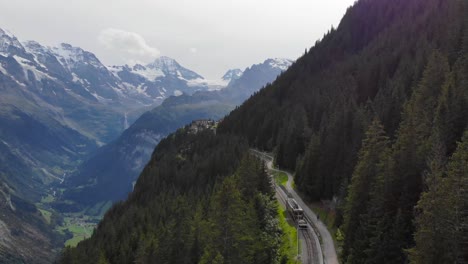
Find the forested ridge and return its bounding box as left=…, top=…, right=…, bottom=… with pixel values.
left=60, top=127, right=286, bottom=263
left=218, top=0, right=468, bottom=262
left=59, top=0, right=467, bottom=263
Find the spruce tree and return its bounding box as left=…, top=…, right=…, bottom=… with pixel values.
left=368, top=51, right=451, bottom=263
left=409, top=144, right=450, bottom=264
left=443, top=131, right=468, bottom=262
left=342, top=117, right=390, bottom=263
left=411, top=131, right=468, bottom=263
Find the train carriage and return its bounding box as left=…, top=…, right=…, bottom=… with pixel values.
left=286, top=198, right=308, bottom=228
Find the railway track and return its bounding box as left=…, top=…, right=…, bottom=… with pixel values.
left=301, top=228, right=319, bottom=264
left=275, top=175, right=322, bottom=264
left=251, top=149, right=327, bottom=264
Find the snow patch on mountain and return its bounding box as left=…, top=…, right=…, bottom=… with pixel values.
left=23, top=40, right=47, bottom=53
left=0, top=63, right=7, bottom=75
left=106, top=65, right=123, bottom=78
left=222, top=69, right=243, bottom=82
left=71, top=73, right=81, bottom=82
left=51, top=43, right=105, bottom=70
left=132, top=65, right=165, bottom=80
left=22, top=41, right=50, bottom=70
left=186, top=78, right=229, bottom=90
left=12, top=55, right=56, bottom=82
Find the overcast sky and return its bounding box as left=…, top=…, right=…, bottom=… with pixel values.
left=0, top=0, right=355, bottom=79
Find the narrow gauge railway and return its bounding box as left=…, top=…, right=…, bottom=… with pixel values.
left=253, top=149, right=326, bottom=264
left=286, top=197, right=308, bottom=229
left=276, top=183, right=319, bottom=263
left=301, top=228, right=320, bottom=264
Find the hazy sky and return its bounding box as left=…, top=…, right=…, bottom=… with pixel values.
left=0, top=0, right=355, bottom=79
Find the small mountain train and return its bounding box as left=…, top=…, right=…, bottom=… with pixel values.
left=286, top=198, right=308, bottom=229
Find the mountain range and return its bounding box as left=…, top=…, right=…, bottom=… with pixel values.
left=0, top=27, right=255, bottom=196
left=0, top=28, right=230, bottom=193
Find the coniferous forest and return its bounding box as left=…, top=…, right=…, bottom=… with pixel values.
left=60, top=128, right=282, bottom=263
left=60, top=0, right=467, bottom=263
left=221, top=0, right=468, bottom=262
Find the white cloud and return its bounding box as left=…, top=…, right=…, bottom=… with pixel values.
left=189, top=47, right=198, bottom=54
left=98, top=28, right=160, bottom=64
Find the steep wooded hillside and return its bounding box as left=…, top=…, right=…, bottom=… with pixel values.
left=60, top=127, right=284, bottom=263
left=218, top=0, right=468, bottom=262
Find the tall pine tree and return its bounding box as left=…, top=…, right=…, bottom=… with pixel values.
left=341, top=118, right=390, bottom=263
left=411, top=131, right=468, bottom=263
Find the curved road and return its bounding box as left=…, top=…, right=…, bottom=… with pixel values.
left=252, top=150, right=339, bottom=264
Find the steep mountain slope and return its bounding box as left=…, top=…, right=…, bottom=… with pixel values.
left=217, top=0, right=468, bottom=263
left=0, top=29, right=138, bottom=204
left=0, top=29, right=129, bottom=264
left=219, top=0, right=467, bottom=194
left=0, top=181, right=64, bottom=264
left=0, top=30, right=123, bottom=264
left=60, top=125, right=284, bottom=264
left=63, top=58, right=292, bottom=209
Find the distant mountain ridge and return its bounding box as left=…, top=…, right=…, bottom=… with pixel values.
left=1, top=29, right=224, bottom=107
left=0, top=28, right=240, bottom=187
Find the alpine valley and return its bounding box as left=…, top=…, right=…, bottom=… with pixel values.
left=3, top=0, right=468, bottom=263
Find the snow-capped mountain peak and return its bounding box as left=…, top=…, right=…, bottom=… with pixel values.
left=51, top=43, right=105, bottom=69
left=0, top=28, right=25, bottom=54
left=265, top=58, right=293, bottom=71
left=2, top=28, right=284, bottom=112
left=146, top=56, right=203, bottom=80
left=146, top=56, right=178, bottom=71
left=0, top=28, right=15, bottom=39
left=222, top=69, right=243, bottom=82
left=22, top=40, right=52, bottom=59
